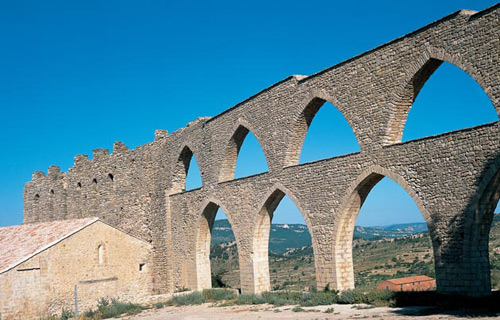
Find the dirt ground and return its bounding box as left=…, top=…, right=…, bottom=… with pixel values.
left=117, top=303, right=499, bottom=320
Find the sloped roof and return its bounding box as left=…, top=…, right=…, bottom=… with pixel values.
left=0, top=217, right=99, bottom=274
left=385, top=275, right=435, bottom=285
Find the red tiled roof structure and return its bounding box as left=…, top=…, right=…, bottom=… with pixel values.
left=384, top=275, right=434, bottom=285
left=0, top=217, right=98, bottom=274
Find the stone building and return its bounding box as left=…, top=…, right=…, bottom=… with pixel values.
left=377, top=275, right=436, bottom=292
left=0, top=218, right=152, bottom=320
left=20, top=5, right=500, bottom=297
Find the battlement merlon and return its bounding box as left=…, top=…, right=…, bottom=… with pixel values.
left=32, top=171, right=46, bottom=180
left=74, top=154, right=89, bottom=166
left=113, top=141, right=129, bottom=153
left=92, top=148, right=109, bottom=160
left=47, top=166, right=61, bottom=179
left=26, top=120, right=206, bottom=186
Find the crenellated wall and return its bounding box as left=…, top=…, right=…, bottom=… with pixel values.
left=23, top=5, right=500, bottom=296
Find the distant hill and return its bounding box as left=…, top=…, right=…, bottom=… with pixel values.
left=212, top=219, right=429, bottom=254
left=211, top=213, right=500, bottom=291
left=212, top=220, right=311, bottom=254
left=354, top=222, right=428, bottom=240
left=211, top=219, right=235, bottom=244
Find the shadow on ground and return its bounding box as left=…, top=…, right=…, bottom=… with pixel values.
left=390, top=291, right=500, bottom=317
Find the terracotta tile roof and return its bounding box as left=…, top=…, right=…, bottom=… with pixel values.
left=0, top=217, right=98, bottom=274
left=385, top=275, right=434, bottom=285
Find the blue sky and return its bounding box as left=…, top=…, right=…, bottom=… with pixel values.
left=0, top=0, right=498, bottom=227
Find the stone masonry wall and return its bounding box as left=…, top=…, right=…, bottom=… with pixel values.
left=23, top=5, right=500, bottom=296
left=0, top=221, right=152, bottom=320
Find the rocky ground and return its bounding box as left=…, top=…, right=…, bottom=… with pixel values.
left=117, top=303, right=499, bottom=320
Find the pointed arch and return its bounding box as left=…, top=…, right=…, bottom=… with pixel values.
left=386, top=49, right=499, bottom=144
left=218, top=119, right=270, bottom=182
left=333, top=165, right=433, bottom=291
left=467, top=157, right=500, bottom=227
left=194, top=198, right=240, bottom=291
left=172, top=145, right=203, bottom=193
left=252, top=183, right=317, bottom=293
left=464, top=157, right=500, bottom=292
left=473, top=159, right=500, bottom=241
left=284, top=89, right=361, bottom=167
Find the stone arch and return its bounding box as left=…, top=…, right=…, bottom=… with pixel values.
left=386, top=48, right=499, bottom=144
left=463, top=157, right=500, bottom=293
left=332, top=165, right=433, bottom=291
left=251, top=183, right=318, bottom=293
left=284, top=89, right=361, bottom=167
left=171, top=144, right=203, bottom=193
left=194, top=198, right=240, bottom=291
left=218, top=119, right=270, bottom=182
left=467, top=157, right=500, bottom=226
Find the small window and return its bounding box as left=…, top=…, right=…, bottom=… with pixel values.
left=92, top=178, right=98, bottom=184
left=34, top=194, right=40, bottom=200
left=139, top=263, right=145, bottom=271
left=98, top=245, right=105, bottom=265
left=108, top=173, right=114, bottom=181
left=77, top=182, right=82, bottom=188
left=50, top=189, right=55, bottom=195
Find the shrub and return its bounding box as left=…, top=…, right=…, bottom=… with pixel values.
left=366, top=290, right=396, bottom=307
left=324, top=307, right=335, bottom=313
left=292, top=307, right=304, bottom=312
left=202, top=289, right=236, bottom=301
left=336, top=289, right=397, bottom=306
left=169, top=292, right=205, bottom=306
left=300, top=291, right=338, bottom=307
left=84, top=298, right=143, bottom=319
left=60, top=309, right=74, bottom=320
left=261, top=291, right=300, bottom=306
left=338, top=290, right=357, bottom=304
left=236, top=294, right=265, bottom=305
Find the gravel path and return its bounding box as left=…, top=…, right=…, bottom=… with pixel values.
left=116, top=303, right=499, bottom=320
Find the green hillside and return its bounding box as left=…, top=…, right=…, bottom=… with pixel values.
left=210, top=213, right=500, bottom=291
left=212, top=219, right=429, bottom=253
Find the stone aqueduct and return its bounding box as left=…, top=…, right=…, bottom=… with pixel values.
left=24, top=6, right=499, bottom=297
